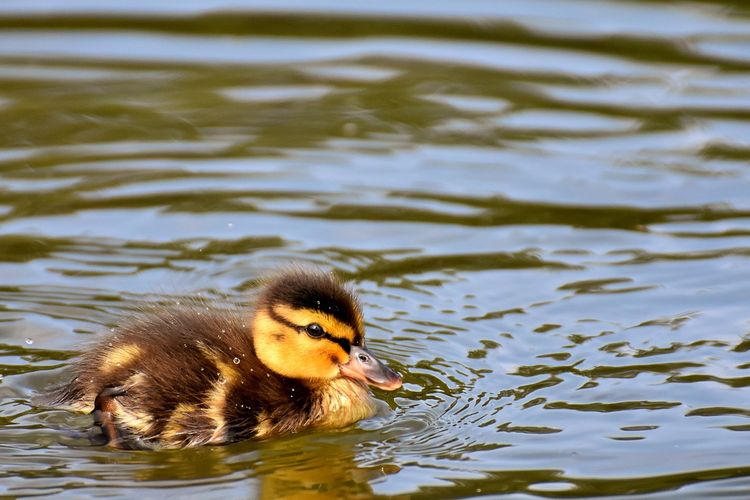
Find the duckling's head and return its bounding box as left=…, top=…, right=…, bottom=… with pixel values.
left=251, top=269, right=402, bottom=391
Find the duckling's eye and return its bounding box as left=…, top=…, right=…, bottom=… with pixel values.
left=305, top=323, right=325, bottom=338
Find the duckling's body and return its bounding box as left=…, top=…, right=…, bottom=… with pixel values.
left=51, top=270, right=401, bottom=449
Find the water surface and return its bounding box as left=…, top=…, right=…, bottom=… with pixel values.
left=2, top=0, right=750, bottom=497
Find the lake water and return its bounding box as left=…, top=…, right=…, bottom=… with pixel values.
left=2, top=0, right=750, bottom=497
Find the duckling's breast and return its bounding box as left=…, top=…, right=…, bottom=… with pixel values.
left=313, top=378, right=378, bottom=430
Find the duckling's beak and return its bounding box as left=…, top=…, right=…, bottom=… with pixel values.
left=339, top=346, right=402, bottom=391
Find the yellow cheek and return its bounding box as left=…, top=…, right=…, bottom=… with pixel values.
left=328, top=346, right=348, bottom=366
left=252, top=310, right=344, bottom=380
left=286, top=337, right=342, bottom=380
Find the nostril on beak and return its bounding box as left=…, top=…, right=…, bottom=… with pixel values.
left=358, top=353, right=369, bottom=363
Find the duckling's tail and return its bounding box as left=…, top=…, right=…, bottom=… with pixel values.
left=32, top=377, right=91, bottom=412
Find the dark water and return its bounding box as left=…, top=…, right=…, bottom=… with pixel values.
left=2, top=0, right=750, bottom=497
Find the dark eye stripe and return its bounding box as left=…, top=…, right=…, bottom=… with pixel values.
left=269, top=307, right=299, bottom=330
left=268, top=307, right=351, bottom=353
left=322, top=333, right=351, bottom=354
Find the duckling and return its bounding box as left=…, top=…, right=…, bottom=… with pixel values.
left=49, top=269, right=402, bottom=449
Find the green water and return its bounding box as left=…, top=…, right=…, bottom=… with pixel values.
left=2, top=0, right=750, bottom=497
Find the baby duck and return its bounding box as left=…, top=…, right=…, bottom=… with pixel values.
left=51, top=269, right=402, bottom=449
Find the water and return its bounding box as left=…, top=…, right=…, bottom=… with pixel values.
left=1, top=0, right=750, bottom=497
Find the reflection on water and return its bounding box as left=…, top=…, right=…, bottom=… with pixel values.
left=2, top=0, right=750, bottom=497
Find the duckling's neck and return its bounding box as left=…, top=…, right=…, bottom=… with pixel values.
left=251, top=376, right=378, bottom=439
left=311, top=378, right=377, bottom=430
